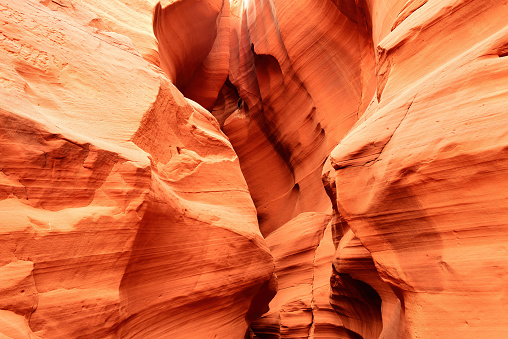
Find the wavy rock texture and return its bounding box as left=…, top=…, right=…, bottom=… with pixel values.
left=324, top=160, right=398, bottom=339
left=328, top=0, right=508, bottom=338
left=249, top=212, right=335, bottom=338
left=0, top=0, right=274, bottom=338
left=226, top=0, right=507, bottom=337
left=154, top=0, right=230, bottom=109
left=1, top=0, right=507, bottom=338
left=221, top=0, right=376, bottom=237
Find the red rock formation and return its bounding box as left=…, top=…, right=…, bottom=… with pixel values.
left=0, top=1, right=274, bottom=337
left=231, top=0, right=508, bottom=337
left=221, top=0, right=377, bottom=236
left=249, top=212, right=331, bottom=338
left=1, top=0, right=507, bottom=337
left=154, top=0, right=230, bottom=109
left=328, top=0, right=508, bottom=337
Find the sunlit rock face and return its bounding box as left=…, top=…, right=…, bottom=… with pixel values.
left=327, top=1, right=508, bottom=337
left=219, top=0, right=377, bottom=238
left=1, top=0, right=507, bottom=338
left=0, top=1, right=274, bottom=338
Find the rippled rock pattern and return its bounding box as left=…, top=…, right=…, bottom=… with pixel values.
left=1, top=0, right=507, bottom=338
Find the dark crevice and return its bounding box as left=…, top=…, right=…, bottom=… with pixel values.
left=497, top=43, right=508, bottom=57
left=330, top=266, right=383, bottom=339
left=211, top=77, right=244, bottom=128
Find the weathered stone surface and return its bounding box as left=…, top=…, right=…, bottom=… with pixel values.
left=221, top=0, right=376, bottom=237
left=250, top=212, right=330, bottom=338
left=0, top=0, right=274, bottom=337
left=328, top=1, right=508, bottom=337
left=1, top=0, right=507, bottom=337
left=154, top=0, right=230, bottom=110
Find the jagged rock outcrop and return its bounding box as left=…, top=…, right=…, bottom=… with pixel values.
left=1, top=0, right=507, bottom=338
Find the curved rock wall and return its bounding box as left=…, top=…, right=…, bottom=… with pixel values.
left=222, top=0, right=377, bottom=236
left=0, top=1, right=274, bottom=338
left=328, top=0, right=508, bottom=337
left=1, top=0, right=507, bottom=338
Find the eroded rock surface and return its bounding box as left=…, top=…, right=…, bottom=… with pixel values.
left=0, top=1, right=273, bottom=337
left=1, top=0, right=507, bottom=338
left=328, top=1, right=508, bottom=337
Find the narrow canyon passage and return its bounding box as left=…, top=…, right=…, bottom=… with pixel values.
left=0, top=0, right=507, bottom=338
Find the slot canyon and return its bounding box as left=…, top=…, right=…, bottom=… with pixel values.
left=0, top=0, right=507, bottom=338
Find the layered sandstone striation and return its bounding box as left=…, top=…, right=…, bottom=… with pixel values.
left=1, top=0, right=507, bottom=338
left=0, top=1, right=274, bottom=337
left=220, top=0, right=377, bottom=237
left=328, top=1, right=508, bottom=337
left=225, top=0, right=508, bottom=337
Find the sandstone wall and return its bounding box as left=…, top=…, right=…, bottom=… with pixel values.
left=1, top=0, right=507, bottom=338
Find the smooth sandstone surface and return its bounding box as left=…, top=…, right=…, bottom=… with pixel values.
left=223, top=0, right=377, bottom=236
left=0, top=1, right=274, bottom=338
left=1, top=0, right=507, bottom=338
left=328, top=1, right=508, bottom=337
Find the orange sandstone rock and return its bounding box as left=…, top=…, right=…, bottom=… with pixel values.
left=329, top=1, right=508, bottom=337
left=217, top=0, right=377, bottom=236
left=2, top=0, right=508, bottom=337
left=0, top=0, right=274, bottom=337
left=154, top=0, right=230, bottom=109
left=250, top=212, right=334, bottom=338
